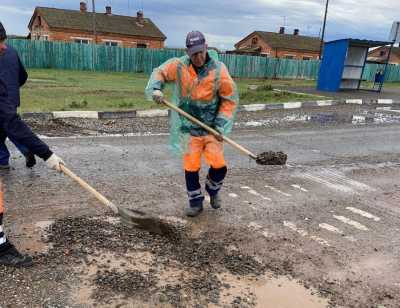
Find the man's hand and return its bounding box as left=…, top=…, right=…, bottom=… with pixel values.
left=213, top=132, right=224, bottom=142
left=152, top=90, right=164, bottom=104
left=45, top=154, right=64, bottom=172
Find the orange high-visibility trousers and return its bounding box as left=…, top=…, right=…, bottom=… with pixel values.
left=183, top=135, right=226, bottom=172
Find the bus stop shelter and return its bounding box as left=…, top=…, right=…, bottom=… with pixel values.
left=317, top=39, right=394, bottom=92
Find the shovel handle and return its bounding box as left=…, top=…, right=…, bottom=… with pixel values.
left=162, top=99, right=258, bottom=160
left=60, top=164, right=119, bottom=214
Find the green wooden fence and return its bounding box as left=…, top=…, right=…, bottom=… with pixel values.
left=8, top=39, right=400, bottom=81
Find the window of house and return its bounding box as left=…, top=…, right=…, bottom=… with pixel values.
left=379, top=50, right=386, bottom=57
left=302, top=56, right=312, bottom=60
left=105, top=41, right=119, bottom=47
left=74, top=38, right=90, bottom=44
left=284, top=55, right=295, bottom=59
left=40, top=35, right=49, bottom=41
left=137, top=43, right=147, bottom=48
left=251, top=37, right=258, bottom=45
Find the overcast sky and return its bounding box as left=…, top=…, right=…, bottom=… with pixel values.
left=0, top=0, right=398, bottom=49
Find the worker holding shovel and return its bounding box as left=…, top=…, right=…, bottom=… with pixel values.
left=0, top=77, right=64, bottom=267
left=146, top=31, right=239, bottom=217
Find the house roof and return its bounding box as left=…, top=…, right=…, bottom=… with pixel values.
left=29, top=7, right=166, bottom=40
left=235, top=31, right=321, bottom=52
left=326, top=38, right=392, bottom=48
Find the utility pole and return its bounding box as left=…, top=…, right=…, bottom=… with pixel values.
left=92, top=0, right=96, bottom=43
left=319, top=0, right=329, bottom=60
left=92, top=0, right=96, bottom=70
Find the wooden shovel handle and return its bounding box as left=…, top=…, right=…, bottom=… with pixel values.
left=60, top=164, right=119, bottom=214
left=162, top=99, right=258, bottom=160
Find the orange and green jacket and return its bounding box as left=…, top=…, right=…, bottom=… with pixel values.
left=145, top=53, right=238, bottom=136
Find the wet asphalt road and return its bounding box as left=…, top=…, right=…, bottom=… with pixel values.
left=2, top=121, right=400, bottom=307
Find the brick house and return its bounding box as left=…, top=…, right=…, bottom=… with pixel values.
left=368, top=46, right=400, bottom=64
left=28, top=2, right=166, bottom=48
left=230, top=28, right=321, bottom=60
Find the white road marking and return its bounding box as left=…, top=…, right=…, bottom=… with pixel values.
left=319, top=223, right=357, bottom=242
left=297, top=169, right=374, bottom=194
left=300, top=173, right=355, bottom=193
left=319, top=223, right=343, bottom=234
left=248, top=189, right=272, bottom=201
left=283, top=221, right=308, bottom=237
left=309, top=236, right=330, bottom=246
left=345, top=207, right=381, bottom=221
left=241, top=186, right=271, bottom=201
left=264, top=184, right=292, bottom=197
left=248, top=222, right=263, bottom=231
left=284, top=221, right=330, bottom=246
left=322, top=169, right=374, bottom=191
left=291, top=184, right=308, bottom=192
left=228, top=193, right=238, bottom=198
left=333, top=215, right=369, bottom=231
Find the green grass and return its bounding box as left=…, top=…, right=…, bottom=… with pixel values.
left=20, top=69, right=325, bottom=112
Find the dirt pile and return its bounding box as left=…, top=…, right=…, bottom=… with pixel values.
left=42, top=215, right=266, bottom=307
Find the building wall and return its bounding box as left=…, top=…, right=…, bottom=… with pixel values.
left=368, top=47, right=400, bottom=64
left=30, top=14, right=51, bottom=40
left=236, top=32, right=319, bottom=59
left=275, top=49, right=319, bottom=60
left=29, top=14, right=165, bottom=48
left=236, top=33, right=274, bottom=56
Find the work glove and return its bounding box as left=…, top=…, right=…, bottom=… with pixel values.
left=213, top=133, right=224, bottom=142
left=212, top=127, right=224, bottom=142
left=45, top=154, right=64, bottom=173
left=152, top=90, right=164, bottom=104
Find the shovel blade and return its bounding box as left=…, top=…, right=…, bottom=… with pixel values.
left=117, top=207, right=173, bottom=236
left=256, top=151, right=288, bottom=165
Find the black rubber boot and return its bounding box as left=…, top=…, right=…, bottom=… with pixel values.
left=210, top=194, right=222, bottom=209
left=25, top=152, right=36, bottom=168
left=0, top=244, right=33, bottom=268
left=185, top=200, right=203, bottom=217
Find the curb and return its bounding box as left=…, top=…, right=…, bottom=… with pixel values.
left=22, top=99, right=400, bottom=120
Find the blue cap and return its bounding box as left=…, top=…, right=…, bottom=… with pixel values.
left=186, top=31, right=206, bottom=56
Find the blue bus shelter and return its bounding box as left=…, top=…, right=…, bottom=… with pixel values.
left=317, top=39, right=393, bottom=92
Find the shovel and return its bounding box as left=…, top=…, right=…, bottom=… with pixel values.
left=162, top=99, right=287, bottom=165
left=59, top=165, right=172, bottom=235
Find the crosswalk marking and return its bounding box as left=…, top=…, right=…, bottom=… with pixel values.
left=298, top=169, right=374, bottom=194
left=264, top=184, right=292, bottom=197
left=319, top=223, right=357, bottom=242
left=319, top=223, right=343, bottom=234
left=291, top=184, right=308, bottom=192
left=241, top=186, right=272, bottom=201
left=346, top=207, right=381, bottom=221
left=333, top=215, right=369, bottom=231
left=284, top=221, right=330, bottom=246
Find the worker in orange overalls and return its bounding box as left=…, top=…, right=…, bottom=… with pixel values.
left=145, top=31, right=239, bottom=217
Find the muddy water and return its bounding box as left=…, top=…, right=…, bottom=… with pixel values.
left=217, top=272, right=328, bottom=308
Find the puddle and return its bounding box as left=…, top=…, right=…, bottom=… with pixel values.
left=239, top=110, right=400, bottom=129
left=217, top=272, right=328, bottom=308
left=13, top=220, right=55, bottom=254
